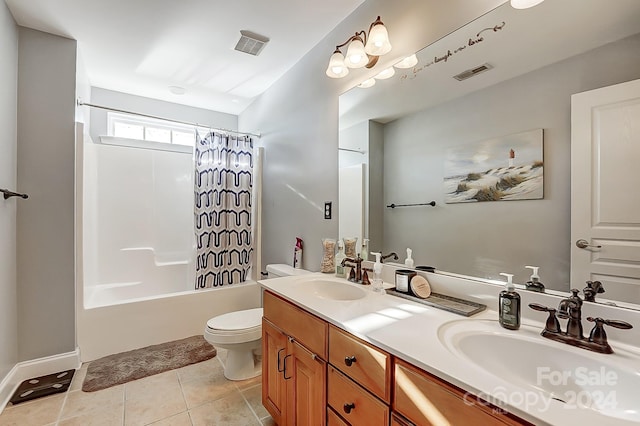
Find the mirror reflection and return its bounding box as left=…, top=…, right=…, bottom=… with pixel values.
left=338, top=0, right=640, bottom=307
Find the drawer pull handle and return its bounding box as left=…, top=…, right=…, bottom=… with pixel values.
left=283, top=354, right=292, bottom=380
left=344, top=356, right=357, bottom=366
left=277, top=348, right=285, bottom=372
left=343, top=402, right=355, bottom=414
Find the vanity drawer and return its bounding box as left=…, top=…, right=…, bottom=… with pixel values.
left=394, top=359, right=529, bottom=426
left=327, top=407, right=349, bottom=426
left=329, top=325, right=391, bottom=402
left=328, top=365, right=389, bottom=426
left=263, top=291, right=328, bottom=359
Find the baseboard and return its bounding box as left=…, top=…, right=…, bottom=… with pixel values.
left=0, top=347, right=81, bottom=413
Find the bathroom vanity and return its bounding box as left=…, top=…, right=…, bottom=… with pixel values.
left=260, top=273, right=640, bottom=426
left=262, top=290, right=524, bottom=425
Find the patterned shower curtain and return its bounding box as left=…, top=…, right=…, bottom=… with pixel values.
left=194, top=131, right=253, bottom=288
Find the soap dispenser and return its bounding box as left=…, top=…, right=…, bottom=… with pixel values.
left=371, top=252, right=384, bottom=293
left=335, top=240, right=346, bottom=278
left=499, top=273, right=521, bottom=330
left=361, top=238, right=370, bottom=261
left=525, top=266, right=545, bottom=293
left=404, top=248, right=414, bottom=268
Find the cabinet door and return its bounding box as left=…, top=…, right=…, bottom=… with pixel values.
left=262, top=319, right=288, bottom=425
left=394, top=360, right=527, bottom=426
left=286, top=340, right=327, bottom=426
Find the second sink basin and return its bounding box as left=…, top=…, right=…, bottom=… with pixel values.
left=438, top=319, right=640, bottom=422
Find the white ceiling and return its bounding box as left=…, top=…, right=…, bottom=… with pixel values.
left=5, top=0, right=365, bottom=115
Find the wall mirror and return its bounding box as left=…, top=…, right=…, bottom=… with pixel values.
left=338, top=0, right=640, bottom=309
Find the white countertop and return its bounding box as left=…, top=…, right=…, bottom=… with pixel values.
left=259, top=273, right=640, bottom=426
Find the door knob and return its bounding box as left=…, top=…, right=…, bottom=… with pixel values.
left=576, top=239, right=602, bottom=249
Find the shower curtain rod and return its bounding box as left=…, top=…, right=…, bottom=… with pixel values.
left=77, top=100, right=261, bottom=138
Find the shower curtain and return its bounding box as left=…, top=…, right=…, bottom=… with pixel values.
left=194, top=131, right=253, bottom=288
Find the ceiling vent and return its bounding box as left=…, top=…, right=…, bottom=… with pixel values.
left=453, top=63, right=494, bottom=81
left=234, top=31, right=270, bottom=56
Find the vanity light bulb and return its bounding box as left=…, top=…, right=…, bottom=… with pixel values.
left=345, top=38, right=368, bottom=69
left=326, top=51, right=349, bottom=78
left=365, top=23, right=392, bottom=56
left=374, top=67, right=395, bottom=80
left=395, top=55, right=418, bottom=69
left=510, top=0, right=544, bottom=9
left=394, top=54, right=418, bottom=69
left=358, top=78, right=376, bottom=88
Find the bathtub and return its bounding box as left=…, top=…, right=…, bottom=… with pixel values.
left=77, top=280, right=261, bottom=362
left=76, top=124, right=263, bottom=362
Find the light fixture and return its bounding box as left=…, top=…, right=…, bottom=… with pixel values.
left=358, top=78, right=376, bottom=89
left=326, top=16, right=392, bottom=78
left=510, top=0, right=544, bottom=9
left=374, top=67, right=395, bottom=80
left=394, top=54, right=418, bottom=69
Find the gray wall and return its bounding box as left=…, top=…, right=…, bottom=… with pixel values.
left=382, top=34, right=640, bottom=288
left=239, top=0, right=505, bottom=271
left=0, top=0, right=18, bottom=380
left=89, top=87, right=238, bottom=143
left=17, top=28, right=77, bottom=361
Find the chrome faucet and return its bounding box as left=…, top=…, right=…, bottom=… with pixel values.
left=529, top=288, right=632, bottom=354
left=380, top=252, right=398, bottom=263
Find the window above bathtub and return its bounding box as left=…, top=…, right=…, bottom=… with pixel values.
left=101, top=112, right=201, bottom=153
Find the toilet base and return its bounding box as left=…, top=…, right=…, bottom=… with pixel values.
left=222, top=347, right=262, bottom=381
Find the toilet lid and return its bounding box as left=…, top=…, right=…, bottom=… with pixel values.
left=206, top=308, right=263, bottom=331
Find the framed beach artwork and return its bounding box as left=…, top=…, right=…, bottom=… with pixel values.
left=444, top=129, right=543, bottom=203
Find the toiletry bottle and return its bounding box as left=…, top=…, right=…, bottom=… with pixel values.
left=335, top=240, right=347, bottom=278
left=499, top=273, right=520, bottom=330
left=293, top=237, right=303, bottom=269
left=361, top=238, right=370, bottom=261
left=404, top=248, right=414, bottom=268
left=371, top=252, right=384, bottom=293
left=525, top=266, right=545, bottom=293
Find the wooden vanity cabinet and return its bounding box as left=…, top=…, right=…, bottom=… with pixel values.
left=262, top=291, right=328, bottom=426
left=262, top=289, right=530, bottom=426
left=393, top=359, right=530, bottom=426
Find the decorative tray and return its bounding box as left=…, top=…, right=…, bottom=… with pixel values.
left=385, top=289, right=486, bottom=317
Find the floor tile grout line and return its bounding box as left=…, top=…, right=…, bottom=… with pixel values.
left=238, top=385, right=263, bottom=425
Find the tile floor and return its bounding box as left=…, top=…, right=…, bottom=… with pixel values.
left=0, top=348, right=275, bottom=426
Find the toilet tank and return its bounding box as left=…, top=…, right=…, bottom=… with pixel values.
left=266, top=264, right=312, bottom=278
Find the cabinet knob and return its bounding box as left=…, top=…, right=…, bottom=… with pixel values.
left=344, top=355, right=357, bottom=366
left=343, top=402, right=355, bottom=414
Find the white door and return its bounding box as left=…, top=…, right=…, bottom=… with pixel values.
left=571, top=79, right=640, bottom=304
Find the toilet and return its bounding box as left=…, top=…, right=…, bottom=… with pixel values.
left=203, top=264, right=312, bottom=380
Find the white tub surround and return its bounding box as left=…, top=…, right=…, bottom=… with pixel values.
left=260, top=271, right=640, bottom=426
left=77, top=281, right=261, bottom=362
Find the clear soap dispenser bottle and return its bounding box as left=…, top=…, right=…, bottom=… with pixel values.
left=371, top=252, right=384, bottom=293
left=335, top=240, right=346, bottom=278
left=499, top=273, right=520, bottom=330
left=361, top=238, right=369, bottom=261
left=404, top=248, right=414, bottom=268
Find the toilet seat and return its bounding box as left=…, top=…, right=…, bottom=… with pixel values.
left=205, top=308, right=263, bottom=344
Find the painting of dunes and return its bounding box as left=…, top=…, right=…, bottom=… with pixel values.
left=444, top=129, right=543, bottom=203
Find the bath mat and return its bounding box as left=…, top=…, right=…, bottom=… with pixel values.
left=82, top=335, right=216, bottom=392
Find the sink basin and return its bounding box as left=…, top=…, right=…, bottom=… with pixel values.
left=303, top=279, right=366, bottom=301
left=438, top=320, right=640, bottom=421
